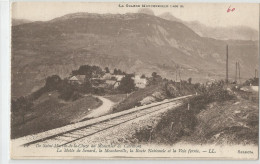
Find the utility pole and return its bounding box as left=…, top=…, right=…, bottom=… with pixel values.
left=226, top=45, right=229, bottom=83
left=235, top=61, right=237, bottom=83
left=176, top=69, right=178, bottom=82
left=179, top=69, right=181, bottom=81
left=179, top=68, right=182, bottom=90
left=238, top=62, right=241, bottom=84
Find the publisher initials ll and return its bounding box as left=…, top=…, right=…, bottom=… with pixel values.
left=209, top=149, right=216, bottom=153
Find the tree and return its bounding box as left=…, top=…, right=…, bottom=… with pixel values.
left=117, top=69, right=123, bottom=75
left=149, top=72, right=162, bottom=85
left=105, top=67, right=110, bottom=73
left=118, top=75, right=135, bottom=93
left=114, top=68, right=118, bottom=75
left=72, top=65, right=104, bottom=78
left=141, top=74, right=146, bottom=79
left=45, top=75, right=62, bottom=91
left=91, top=66, right=104, bottom=78
left=188, top=78, right=192, bottom=84
left=81, top=79, right=93, bottom=93
left=75, top=65, right=92, bottom=76
left=152, top=72, right=157, bottom=78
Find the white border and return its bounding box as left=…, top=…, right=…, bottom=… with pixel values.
left=1, top=0, right=260, bottom=164
left=1, top=0, right=11, bottom=164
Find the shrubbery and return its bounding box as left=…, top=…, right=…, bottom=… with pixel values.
left=133, top=80, right=234, bottom=144
left=244, top=77, right=259, bottom=86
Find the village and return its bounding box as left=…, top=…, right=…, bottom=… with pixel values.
left=68, top=68, right=147, bottom=90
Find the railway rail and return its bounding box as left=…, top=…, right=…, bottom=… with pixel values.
left=15, top=95, right=193, bottom=147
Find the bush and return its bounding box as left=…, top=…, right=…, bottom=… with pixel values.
left=202, top=81, right=234, bottom=102
left=118, top=75, right=135, bottom=93
left=133, top=80, right=234, bottom=144
left=93, top=88, right=105, bottom=95
left=45, top=75, right=62, bottom=91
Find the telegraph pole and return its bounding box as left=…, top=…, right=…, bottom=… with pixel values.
left=226, top=45, right=229, bottom=83
left=235, top=61, right=237, bottom=83
left=179, top=69, right=181, bottom=90
left=176, top=69, right=178, bottom=82
left=238, top=62, right=241, bottom=84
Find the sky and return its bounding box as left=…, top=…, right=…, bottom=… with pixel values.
left=12, top=2, right=259, bottom=30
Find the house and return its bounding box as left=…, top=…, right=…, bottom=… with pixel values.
left=102, top=73, right=113, bottom=80
left=105, top=80, right=120, bottom=89
left=102, top=73, right=125, bottom=81
left=68, top=75, right=86, bottom=84
left=132, top=75, right=147, bottom=88
left=114, top=75, right=125, bottom=81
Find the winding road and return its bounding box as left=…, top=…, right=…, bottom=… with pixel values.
left=81, top=96, right=115, bottom=120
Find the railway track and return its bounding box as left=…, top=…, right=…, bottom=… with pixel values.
left=18, top=95, right=192, bottom=147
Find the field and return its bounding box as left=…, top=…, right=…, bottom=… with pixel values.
left=11, top=92, right=102, bottom=139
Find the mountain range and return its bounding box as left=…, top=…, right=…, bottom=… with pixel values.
left=159, top=12, right=259, bottom=41
left=11, top=12, right=259, bottom=97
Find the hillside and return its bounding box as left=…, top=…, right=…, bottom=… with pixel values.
left=12, top=18, right=32, bottom=26
left=11, top=93, right=102, bottom=139
left=11, top=12, right=258, bottom=97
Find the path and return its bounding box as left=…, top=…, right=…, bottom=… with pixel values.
left=81, top=96, right=115, bottom=119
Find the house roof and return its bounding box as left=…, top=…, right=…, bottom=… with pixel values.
left=75, top=75, right=85, bottom=82
left=102, top=73, right=113, bottom=80
left=114, top=75, right=125, bottom=81
left=133, top=76, right=147, bottom=83
left=69, top=75, right=85, bottom=83
left=69, top=76, right=78, bottom=81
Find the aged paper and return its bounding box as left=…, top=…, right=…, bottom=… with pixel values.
left=10, top=2, right=259, bottom=159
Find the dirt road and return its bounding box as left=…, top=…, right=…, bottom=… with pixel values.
left=82, top=96, right=115, bottom=119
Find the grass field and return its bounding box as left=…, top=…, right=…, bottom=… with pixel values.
left=11, top=92, right=102, bottom=139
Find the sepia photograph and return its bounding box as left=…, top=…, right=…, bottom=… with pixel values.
left=10, top=2, right=259, bottom=159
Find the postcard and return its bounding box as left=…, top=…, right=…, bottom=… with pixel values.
left=10, top=2, right=259, bottom=159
